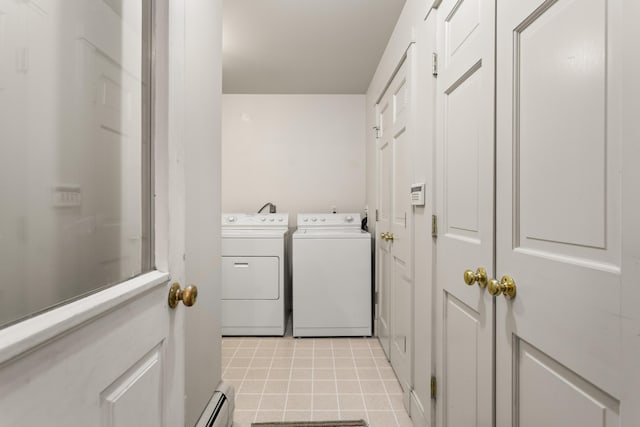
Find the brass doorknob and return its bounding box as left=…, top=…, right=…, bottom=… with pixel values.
left=379, top=232, right=394, bottom=241
left=488, top=275, right=516, bottom=299
left=463, top=267, right=487, bottom=288
left=168, top=282, right=198, bottom=308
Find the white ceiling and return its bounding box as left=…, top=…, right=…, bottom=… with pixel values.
left=222, top=0, right=406, bottom=94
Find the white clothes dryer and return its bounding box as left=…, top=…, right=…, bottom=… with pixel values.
left=221, top=213, right=289, bottom=336
left=292, top=213, right=371, bottom=337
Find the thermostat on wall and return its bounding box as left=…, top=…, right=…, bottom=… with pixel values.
left=410, top=183, right=425, bottom=206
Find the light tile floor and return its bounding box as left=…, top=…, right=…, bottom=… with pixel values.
left=222, top=337, right=413, bottom=427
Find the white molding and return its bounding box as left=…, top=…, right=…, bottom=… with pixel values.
left=0, top=271, right=170, bottom=365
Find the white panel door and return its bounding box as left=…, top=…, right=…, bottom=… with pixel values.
left=496, top=0, right=624, bottom=424
left=376, top=56, right=414, bottom=404
left=434, top=0, right=495, bottom=426
left=388, top=57, right=413, bottom=403
left=0, top=1, right=221, bottom=426
left=0, top=0, right=184, bottom=423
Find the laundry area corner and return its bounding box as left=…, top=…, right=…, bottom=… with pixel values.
left=220, top=93, right=373, bottom=337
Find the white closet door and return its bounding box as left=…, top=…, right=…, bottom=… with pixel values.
left=434, top=0, right=495, bottom=425
left=376, top=56, right=414, bottom=404
left=388, top=57, right=413, bottom=402
left=496, top=0, right=623, bottom=425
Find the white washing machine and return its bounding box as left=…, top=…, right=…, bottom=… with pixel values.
left=221, top=213, right=289, bottom=336
left=292, top=213, right=371, bottom=337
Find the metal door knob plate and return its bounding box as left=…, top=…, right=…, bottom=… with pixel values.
left=168, top=282, right=198, bottom=308
left=463, top=267, right=487, bottom=288
left=488, top=275, right=516, bottom=299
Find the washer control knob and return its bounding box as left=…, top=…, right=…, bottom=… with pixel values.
left=269, top=218, right=275, bottom=222
left=260, top=217, right=266, bottom=222
left=312, top=217, right=317, bottom=222
left=320, top=218, right=326, bottom=222
left=345, top=215, right=354, bottom=222
left=278, top=217, right=284, bottom=222
left=227, top=216, right=236, bottom=223
left=303, top=218, right=308, bottom=222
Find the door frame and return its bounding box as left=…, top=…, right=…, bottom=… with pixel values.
left=621, top=1, right=640, bottom=423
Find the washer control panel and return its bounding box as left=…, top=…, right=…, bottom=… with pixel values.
left=297, top=213, right=361, bottom=229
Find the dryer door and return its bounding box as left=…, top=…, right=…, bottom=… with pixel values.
left=222, top=256, right=280, bottom=300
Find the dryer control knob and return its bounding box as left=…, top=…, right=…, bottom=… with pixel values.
left=278, top=217, right=284, bottom=222
left=227, top=216, right=236, bottom=223
left=320, top=218, right=326, bottom=222
left=345, top=216, right=354, bottom=222
left=260, top=217, right=266, bottom=222
left=312, top=217, right=317, bottom=222
left=269, top=218, right=275, bottom=222
left=303, top=218, right=308, bottom=222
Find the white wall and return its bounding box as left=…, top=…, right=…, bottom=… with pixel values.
left=222, top=95, right=366, bottom=225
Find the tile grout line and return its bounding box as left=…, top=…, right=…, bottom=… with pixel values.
left=350, top=338, right=369, bottom=425
left=221, top=337, right=241, bottom=378
left=331, top=338, right=341, bottom=419
left=371, top=339, right=401, bottom=427
left=226, top=337, right=255, bottom=423
left=243, top=338, right=262, bottom=423
left=225, top=338, right=245, bottom=375
left=262, top=339, right=278, bottom=420
left=310, top=338, right=315, bottom=417
left=282, top=338, right=294, bottom=421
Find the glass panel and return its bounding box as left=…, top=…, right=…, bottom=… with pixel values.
left=0, top=0, right=152, bottom=328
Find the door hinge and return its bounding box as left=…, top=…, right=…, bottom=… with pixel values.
left=432, top=215, right=438, bottom=237
left=376, top=209, right=379, bottom=222
left=404, top=212, right=407, bottom=228
left=432, top=52, right=438, bottom=77
left=375, top=291, right=379, bottom=304
left=431, top=376, right=437, bottom=400
left=373, top=126, right=381, bottom=139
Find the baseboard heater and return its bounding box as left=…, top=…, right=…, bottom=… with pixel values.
left=195, top=381, right=235, bottom=427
